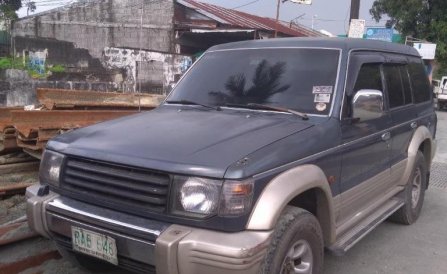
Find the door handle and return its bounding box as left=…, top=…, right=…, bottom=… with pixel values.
left=381, top=132, right=391, bottom=141
left=410, top=122, right=417, bottom=129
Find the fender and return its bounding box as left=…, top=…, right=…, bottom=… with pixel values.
left=246, top=164, right=336, bottom=244
left=399, top=126, right=434, bottom=186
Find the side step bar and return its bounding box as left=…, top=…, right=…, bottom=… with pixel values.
left=328, top=198, right=405, bottom=256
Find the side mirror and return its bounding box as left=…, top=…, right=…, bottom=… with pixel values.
left=352, top=89, right=384, bottom=122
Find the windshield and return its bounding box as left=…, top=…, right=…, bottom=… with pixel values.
left=167, top=48, right=340, bottom=115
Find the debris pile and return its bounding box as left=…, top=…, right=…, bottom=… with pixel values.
left=0, top=88, right=165, bottom=158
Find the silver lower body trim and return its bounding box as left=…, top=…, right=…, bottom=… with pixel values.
left=27, top=185, right=273, bottom=274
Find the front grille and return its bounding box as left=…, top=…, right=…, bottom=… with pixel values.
left=61, top=157, right=170, bottom=213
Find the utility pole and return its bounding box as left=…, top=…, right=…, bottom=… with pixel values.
left=138, top=0, right=144, bottom=111
left=274, top=0, right=281, bottom=38
left=349, top=0, right=360, bottom=21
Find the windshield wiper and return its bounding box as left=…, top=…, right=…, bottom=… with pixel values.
left=223, top=103, right=308, bottom=120
left=166, top=100, right=220, bottom=111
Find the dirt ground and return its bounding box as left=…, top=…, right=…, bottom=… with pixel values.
left=0, top=170, right=38, bottom=226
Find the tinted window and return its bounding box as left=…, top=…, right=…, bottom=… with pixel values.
left=383, top=65, right=405, bottom=108
left=353, top=63, right=383, bottom=92
left=408, top=62, right=431, bottom=103
left=168, top=49, right=340, bottom=115
left=400, top=66, right=413, bottom=105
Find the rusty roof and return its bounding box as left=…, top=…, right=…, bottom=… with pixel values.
left=177, top=0, right=324, bottom=37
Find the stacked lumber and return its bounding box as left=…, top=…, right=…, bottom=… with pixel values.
left=0, top=88, right=165, bottom=159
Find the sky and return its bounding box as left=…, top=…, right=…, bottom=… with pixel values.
left=18, top=0, right=389, bottom=35
left=200, top=0, right=388, bottom=35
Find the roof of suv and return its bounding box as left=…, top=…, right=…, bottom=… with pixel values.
left=208, top=37, right=421, bottom=57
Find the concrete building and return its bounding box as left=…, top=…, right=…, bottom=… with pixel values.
left=11, top=0, right=324, bottom=94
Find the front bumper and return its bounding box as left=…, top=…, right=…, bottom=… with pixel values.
left=26, top=185, right=272, bottom=274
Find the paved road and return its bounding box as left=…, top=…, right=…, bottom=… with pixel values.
left=324, top=111, right=447, bottom=274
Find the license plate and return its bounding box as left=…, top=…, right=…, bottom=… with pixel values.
left=71, top=226, right=118, bottom=265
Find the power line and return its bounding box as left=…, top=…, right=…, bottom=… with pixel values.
left=231, top=0, right=260, bottom=10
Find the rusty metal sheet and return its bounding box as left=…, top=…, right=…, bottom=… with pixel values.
left=0, top=107, right=22, bottom=131
left=0, top=183, right=35, bottom=198
left=16, top=137, right=47, bottom=151
left=0, top=152, right=35, bottom=165
left=0, top=138, right=18, bottom=153
left=37, top=88, right=165, bottom=110
left=23, top=148, right=43, bottom=160
left=0, top=249, right=61, bottom=273
left=0, top=222, right=38, bottom=246
left=37, top=128, right=64, bottom=141
left=0, top=161, right=40, bottom=174
left=0, top=127, right=19, bottom=155
left=176, top=0, right=325, bottom=37
left=11, top=110, right=138, bottom=138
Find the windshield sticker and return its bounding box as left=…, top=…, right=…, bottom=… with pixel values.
left=314, top=93, right=331, bottom=103
left=316, top=103, right=327, bottom=112
left=313, top=86, right=333, bottom=94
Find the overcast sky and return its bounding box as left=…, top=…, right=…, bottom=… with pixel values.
left=18, top=0, right=388, bottom=35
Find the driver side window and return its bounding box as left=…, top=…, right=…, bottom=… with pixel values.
left=354, top=64, right=383, bottom=93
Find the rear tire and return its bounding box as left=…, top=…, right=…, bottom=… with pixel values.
left=389, top=150, right=427, bottom=225
left=260, top=206, right=324, bottom=274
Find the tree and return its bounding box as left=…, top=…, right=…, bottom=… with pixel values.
left=23, top=0, right=36, bottom=16
left=370, top=0, right=447, bottom=77
left=0, top=0, right=22, bottom=20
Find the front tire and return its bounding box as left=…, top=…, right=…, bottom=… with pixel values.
left=260, top=206, right=324, bottom=274
left=389, top=150, right=427, bottom=225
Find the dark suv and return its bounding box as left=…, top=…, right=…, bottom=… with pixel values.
left=27, top=38, right=436, bottom=274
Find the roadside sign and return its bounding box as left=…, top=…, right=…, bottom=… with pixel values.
left=348, top=19, right=365, bottom=39
left=290, top=0, right=312, bottom=4
left=366, top=27, right=393, bottom=42
left=413, top=43, right=437, bottom=60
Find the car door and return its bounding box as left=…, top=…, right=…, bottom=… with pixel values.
left=381, top=57, right=417, bottom=186
left=338, top=52, right=392, bottom=226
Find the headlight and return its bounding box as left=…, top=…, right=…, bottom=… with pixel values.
left=171, top=176, right=222, bottom=217
left=39, top=150, right=65, bottom=187
left=170, top=176, right=254, bottom=218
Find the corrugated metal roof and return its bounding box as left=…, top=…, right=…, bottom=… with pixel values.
left=177, top=0, right=324, bottom=37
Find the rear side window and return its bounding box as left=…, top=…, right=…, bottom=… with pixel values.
left=353, top=64, right=383, bottom=92
left=383, top=65, right=405, bottom=108
left=408, top=62, right=431, bottom=103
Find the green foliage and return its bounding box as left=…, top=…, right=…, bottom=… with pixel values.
left=0, top=57, right=11, bottom=69
left=0, top=0, right=21, bottom=11
left=49, top=64, right=65, bottom=73
left=370, top=0, right=447, bottom=75
left=28, top=69, right=46, bottom=79
left=0, top=0, right=22, bottom=19
left=0, top=57, right=26, bottom=70
left=0, top=56, right=66, bottom=78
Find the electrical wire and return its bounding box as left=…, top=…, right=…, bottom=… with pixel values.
left=231, top=0, right=260, bottom=10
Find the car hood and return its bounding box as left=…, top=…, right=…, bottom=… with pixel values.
left=48, top=106, right=314, bottom=178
